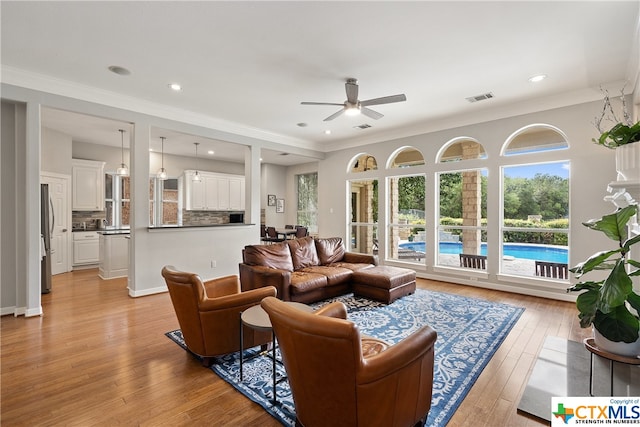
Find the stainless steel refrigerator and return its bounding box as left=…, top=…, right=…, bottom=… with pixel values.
left=41, top=184, right=52, bottom=293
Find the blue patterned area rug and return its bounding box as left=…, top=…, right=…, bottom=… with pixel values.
left=166, top=289, right=524, bottom=426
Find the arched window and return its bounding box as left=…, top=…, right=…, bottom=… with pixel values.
left=437, top=138, right=487, bottom=162
left=349, top=153, right=378, bottom=172
left=502, top=125, right=568, bottom=156
left=386, top=147, right=425, bottom=263
left=500, top=125, right=570, bottom=281
left=388, top=147, right=425, bottom=168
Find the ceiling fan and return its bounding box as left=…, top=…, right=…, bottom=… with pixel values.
left=301, top=78, right=406, bottom=122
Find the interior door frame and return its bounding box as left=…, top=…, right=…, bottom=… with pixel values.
left=40, top=171, right=72, bottom=274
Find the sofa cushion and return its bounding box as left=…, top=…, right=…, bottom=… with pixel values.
left=289, top=271, right=328, bottom=294
left=315, top=237, right=346, bottom=265
left=287, top=237, right=319, bottom=270
left=300, top=266, right=353, bottom=286
left=330, top=262, right=374, bottom=272
left=243, top=242, right=294, bottom=271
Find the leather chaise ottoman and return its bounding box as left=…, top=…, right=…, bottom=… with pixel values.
left=351, top=265, right=416, bottom=304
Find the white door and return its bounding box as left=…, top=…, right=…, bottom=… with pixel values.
left=41, top=173, right=71, bottom=275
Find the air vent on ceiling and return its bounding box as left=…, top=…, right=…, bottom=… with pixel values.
left=466, top=92, right=494, bottom=103
left=354, top=124, right=372, bottom=130
left=280, top=152, right=290, bottom=156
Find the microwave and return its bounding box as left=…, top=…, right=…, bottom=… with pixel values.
left=229, top=213, right=244, bottom=223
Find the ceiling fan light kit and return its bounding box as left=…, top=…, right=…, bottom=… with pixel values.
left=301, top=78, right=406, bottom=122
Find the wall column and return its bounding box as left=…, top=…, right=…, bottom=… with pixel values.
left=461, top=142, right=482, bottom=255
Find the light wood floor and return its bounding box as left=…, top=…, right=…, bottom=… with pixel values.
left=1, top=269, right=590, bottom=426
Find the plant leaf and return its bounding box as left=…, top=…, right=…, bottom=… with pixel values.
left=576, top=289, right=599, bottom=327
left=622, top=233, right=640, bottom=252
left=627, top=292, right=640, bottom=316
left=567, top=281, right=602, bottom=292
left=569, top=250, right=620, bottom=277
left=583, top=205, right=637, bottom=243
left=598, top=258, right=632, bottom=313
left=593, top=306, right=640, bottom=343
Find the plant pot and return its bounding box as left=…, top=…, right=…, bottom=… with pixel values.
left=615, top=142, right=640, bottom=181
left=593, top=327, right=640, bottom=357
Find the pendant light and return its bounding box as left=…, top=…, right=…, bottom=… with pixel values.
left=157, top=136, right=167, bottom=180
left=116, top=129, right=129, bottom=176
left=192, top=142, right=201, bottom=182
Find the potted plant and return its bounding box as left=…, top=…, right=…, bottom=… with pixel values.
left=593, top=88, right=640, bottom=181
left=567, top=204, right=640, bottom=356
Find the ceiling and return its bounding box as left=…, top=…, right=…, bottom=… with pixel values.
left=2, top=1, right=639, bottom=163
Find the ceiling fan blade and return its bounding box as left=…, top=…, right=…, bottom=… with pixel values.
left=361, top=107, right=384, bottom=120
left=301, top=102, right=344, bottom=106
left=345, top=79, right=359, bottom=104
left=360, top=94, right=407, bottom=107
left=323, top=108, right=346, bottom=122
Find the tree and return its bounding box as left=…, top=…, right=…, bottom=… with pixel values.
left=398, top=175, right=425, bottom=211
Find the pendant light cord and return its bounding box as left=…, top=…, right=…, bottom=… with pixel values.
left=119, top=129, right=125, bottom=165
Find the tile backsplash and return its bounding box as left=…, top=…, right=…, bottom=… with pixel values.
left=72, top=211, right=107, bottom=230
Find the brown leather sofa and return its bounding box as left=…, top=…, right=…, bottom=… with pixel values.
left=262, top=296, right=437, bottom=427
left=239, top=236, right=378, bottom=303
left=161, top=265, right=277, bottom=366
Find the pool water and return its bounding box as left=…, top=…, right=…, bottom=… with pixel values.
left=400, top=241, right=568, bottom=264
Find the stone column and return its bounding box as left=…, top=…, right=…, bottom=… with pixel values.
left=390, top=177, right=399, bottom=258
left=461, top=142, right=482, bottom=254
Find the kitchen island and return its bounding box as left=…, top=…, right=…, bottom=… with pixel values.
left=98, top=230, right=130, bottom=280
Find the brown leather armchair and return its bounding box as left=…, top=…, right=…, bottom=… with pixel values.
left=161, top=266, right=277, bottom=367
left=261, top=297, right=437, bottom=427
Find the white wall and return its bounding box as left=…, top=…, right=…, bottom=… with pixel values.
left=261, top=163, right=287, bottom=228
left=41, top=127, right=72, bottom=175
left=318, top=100, right=620, bottom=300
left=1, top=102, right=21, bottom=314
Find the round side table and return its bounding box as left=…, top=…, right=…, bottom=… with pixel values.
left=239, top=301, right=313, bottom=405
left=583, top=338, right=640, bottom=396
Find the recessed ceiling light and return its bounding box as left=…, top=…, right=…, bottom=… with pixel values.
left=168, top=83, right=182, bottom=91
left=108, top=65, right=131, bottom=76
left=259, top=158, right=263, bottom=162
left=207, top=150, right=214, bottom=155
left=324, top=130, right=331, bottom=135
left=149, top=148, right=153, bottom=152
left=528, top=74, right=547, bottom=83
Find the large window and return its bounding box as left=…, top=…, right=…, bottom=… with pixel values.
left=150, top=177, right=180, bottom=226
left=388, top=174, right=425, bottom=263
left=437, top=169, right=488, bottom=269
left=501, top=162, right=569, bottom=279
left=349, top=179, right=377, bottom=255
left=296, top=172, right=318, bottom=233
left=105, top=174, right=130, bottom=229
left=500, top=125, right=570, bottom=281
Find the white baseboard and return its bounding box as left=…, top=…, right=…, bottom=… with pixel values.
left=0, top=306, right=18, bottom=316
left=128, top=285, right=168, bottom=298
left=25, top=306, right=43, bottom=317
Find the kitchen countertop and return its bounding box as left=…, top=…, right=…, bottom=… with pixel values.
left=148, top=223, right=254, bottom=231
left=98, top=229, right=131, bottom=235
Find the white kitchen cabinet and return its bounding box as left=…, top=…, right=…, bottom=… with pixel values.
left=183, top=170, right=244, bottom=211
left=73, top=231, right=99, bottom=266
left=72, top=159, right=105, bottom=211
left=99, top=234, right=129, bottom=279
left=228, top=176, right=245, bottom=210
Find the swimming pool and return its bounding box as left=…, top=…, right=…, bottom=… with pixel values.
left=399, top=241, right=568, bottom=264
